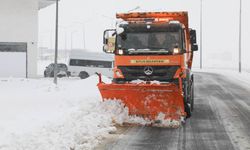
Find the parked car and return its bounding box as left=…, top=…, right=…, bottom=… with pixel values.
left=44, top=63, right=70, bottom=78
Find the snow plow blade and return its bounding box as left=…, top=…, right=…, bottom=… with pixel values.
left=97, top=80, right=186, bottom=125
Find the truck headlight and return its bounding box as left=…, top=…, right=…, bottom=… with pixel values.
left=173, top=48, right=180, bottom=54
left=118, top=49, right=123, bottom=55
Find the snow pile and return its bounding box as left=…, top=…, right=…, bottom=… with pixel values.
left=130, top=79, right=146, bottom=84
left=103, top=99, right=181, bottom=127
left=150, top=80, right=161, bottom=85
left=0, top=75, right=118, bottom=150
left=101, top=99, right=151, bottom=125
left=0, top=75, right=181, bottom=150
left=155, top=113, right=181, bottom=128
left=100, top=100, right=129, bottom=125
left=130, top=79, right=161, bottom=85
left=126, top=116, right=152, bottom=125
left=7, top=100, right=127, bottom=150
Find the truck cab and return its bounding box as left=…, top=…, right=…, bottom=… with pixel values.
left=103, top=12, right=198, bottom=84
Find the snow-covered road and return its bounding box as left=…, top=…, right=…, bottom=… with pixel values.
left=96, top=72, right=250, bottom=150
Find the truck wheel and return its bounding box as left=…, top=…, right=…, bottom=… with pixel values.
left=185, top=103, right=192, bottom=118
left=184, top=72, right=192, bottom=118
left=185, top=83, right=193, bottom=118
left=190, top=75, right=194, bottom=111
left=79, top=71, right=89, bottom=79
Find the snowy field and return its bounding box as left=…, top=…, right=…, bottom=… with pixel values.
left=0, top=74, right=160, bottom=150
left=0, top=76, right=127, bottom=150
left=1, top=69, right=250, bottom=150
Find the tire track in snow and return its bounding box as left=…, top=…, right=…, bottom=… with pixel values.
left=209, top=75, right=250, bottom=150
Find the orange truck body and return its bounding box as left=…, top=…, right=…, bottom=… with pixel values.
left=97, top=11, right=198, bottom=125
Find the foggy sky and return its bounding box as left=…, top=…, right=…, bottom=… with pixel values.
left=39, top=0, right=250, bottom=69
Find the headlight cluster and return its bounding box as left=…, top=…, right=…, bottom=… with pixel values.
left=173, top=48, right=180, bottom=54
left=115, top=49, right=124, bottom=55
left=118, top=49, right=123, bottom=55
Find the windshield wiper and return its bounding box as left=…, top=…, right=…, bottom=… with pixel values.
left=147, top=46, right=169, bottom=50
left=128, top=50, right=170, bottom=54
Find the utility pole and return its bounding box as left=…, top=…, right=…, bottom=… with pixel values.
left=71, top=31, right=77, bottom=51
left=59, top=25, right=68, bottom=61
left=82, top=24, right=86, bottom=49
left=50, top=32, right=53, bottom=49
left=53, top=0, right=59, bottom=84
left=200, top=0, right=203, bottom=69
left=64, top=31, right=67, bottom=61
left=73, top=22, right=86, bottom=49
left=239, top=0, right=242, bottom=73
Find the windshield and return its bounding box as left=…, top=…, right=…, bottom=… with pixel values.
left=50, top=64, right=67, bottom=69
left=117, top=31, right=181, bottom=54
left=58, top=64, right=67, bottom=68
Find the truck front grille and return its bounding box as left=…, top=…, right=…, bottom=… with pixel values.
left=117, top=66, right=179, bottom=81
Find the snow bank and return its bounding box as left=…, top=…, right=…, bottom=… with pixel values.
left=130, top=79, right=161, bottom=85
left=193, top=68, right=250, bottom=89
left=6, top=100, right=122, bottom=150
left=103, top=99, right=181, bottom=127
left=0, top=74, right=181, bottom=150
left=0, top=75, right=118, bottom=150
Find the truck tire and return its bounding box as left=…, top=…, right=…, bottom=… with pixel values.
left=184, top=71, right=192, bottom=118
left=190, top=74, right=194, bottom=111
left=184, top=82, right=192, bottom=118
left=79, top=71, right=89, bottom=79
left=185, top=103, right=192, bottom=118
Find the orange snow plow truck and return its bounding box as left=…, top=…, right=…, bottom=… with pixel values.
left=97, top=11, right=198, bottom=125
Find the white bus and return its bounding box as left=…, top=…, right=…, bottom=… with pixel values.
left=68, top=50, right=114, bottom=79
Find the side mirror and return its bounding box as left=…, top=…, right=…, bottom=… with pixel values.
left=116, top=26, right=124, bottom=35
left=190, top=29, right=198, bottom=51
left=103, top=29, right=116, bottom=53
left=191, top=44, right=198, bottom=51
left=190, top=29, right=197, bottom=44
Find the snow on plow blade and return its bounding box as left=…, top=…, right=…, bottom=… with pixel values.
left=97, top=81, right=186, bottom=126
